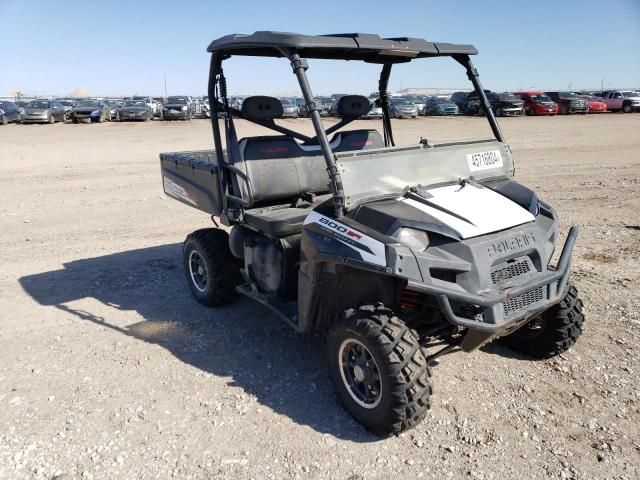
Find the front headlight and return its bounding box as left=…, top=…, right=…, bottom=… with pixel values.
left=396, top=228, right=430, bottom=252
left=181, top=106, right=187, bottom=111
left=91, top=110, right=99, bottom=115
left=0, top=109, right=4, bottom=115
left=43, top=109, right=50, bottom=115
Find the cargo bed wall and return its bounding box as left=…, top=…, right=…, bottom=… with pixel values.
left=160, top=150, right=224, bottom=215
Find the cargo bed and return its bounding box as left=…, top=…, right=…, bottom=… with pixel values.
left=160, top=150, right=224, bottom=215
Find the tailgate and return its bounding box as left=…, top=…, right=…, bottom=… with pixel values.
left=160, top=150, right=223, bottom=215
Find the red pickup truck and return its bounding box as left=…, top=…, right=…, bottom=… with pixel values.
left=513, top=91, right=559, bottom=116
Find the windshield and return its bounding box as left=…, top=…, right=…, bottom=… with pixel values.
left=393, top=99, right=413, bottom=106
left=621, top=91, right=639, bottom=98
left=58, top=100, right=74, bottom=106
left=124, top=100, right=146, bottom=107
left=498, top=93, right=519, bottom=101
left=558, top=92, right=578, bottom=99
left=132, top=96, right=148, bottom=101
left=279, top=99, right=293, bottom=105
left=434, top=97, right=452, bottom=104
left=27, top=100, right=50, bottom=108
left=166, top=96, right=187, bottom=104
left=531, top=94, right=552, bottom=102
left=76, top=100, right=99, bottom=107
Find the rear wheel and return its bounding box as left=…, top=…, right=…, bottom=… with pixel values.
left=559, top=104, right=568, bottom=115
left=495, top=107, right=503, bottom=117
left=48, top=114, right=55, bottom=124
left=327, top=304, right=432, bottom=436
left=183, top=229, right=241, bottom=307
left=0, top=115, right=7, bottom=125
left=499, top=284, right=584, bottom=359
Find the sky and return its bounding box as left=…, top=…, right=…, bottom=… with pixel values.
left=1, top=0, right=639, bottom=97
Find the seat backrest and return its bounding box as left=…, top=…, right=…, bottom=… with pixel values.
left=231, top=96, right=383, bottom=208
left=237, top=134, right=329, bottom=207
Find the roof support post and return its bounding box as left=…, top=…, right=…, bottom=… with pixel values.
left=454, top=54, right=505, bottom=143
left=288, top=53, right=345, bottom=218
left=378, top=64, right=395, bottom=147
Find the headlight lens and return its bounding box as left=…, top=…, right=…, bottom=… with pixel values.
left=181, top=106, right=187, bottom=111
left=396, top=228, right=430, bottom=252
left=91, top=110, right=99, bottom=115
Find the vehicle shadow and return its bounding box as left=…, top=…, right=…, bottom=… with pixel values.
left=18, top=244, right=376, bottom=442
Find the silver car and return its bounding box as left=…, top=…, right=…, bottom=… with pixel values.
left=22, top=100, right=67, bottom=124
left=390, top=98, right=418, bottom=118
left=279, top=98, right=299, bottom=118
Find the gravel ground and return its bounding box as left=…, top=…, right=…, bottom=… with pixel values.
left=0, top=114, right=639, bottom=480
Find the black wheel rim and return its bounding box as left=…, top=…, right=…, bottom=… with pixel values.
left=338, top=339, right=382, bottom=409
left=188, top=250, right=208, bottom=293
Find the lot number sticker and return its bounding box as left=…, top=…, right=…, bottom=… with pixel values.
left=467, top=150, right=503, bottom=172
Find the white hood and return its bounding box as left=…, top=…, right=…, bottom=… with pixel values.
left=400, top=183, right=535, bottom=239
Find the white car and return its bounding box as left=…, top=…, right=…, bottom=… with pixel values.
left=597, top=91, right=640, bottom=113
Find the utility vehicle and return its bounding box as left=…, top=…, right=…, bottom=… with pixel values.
left=159, top=32, right=585, bottom=435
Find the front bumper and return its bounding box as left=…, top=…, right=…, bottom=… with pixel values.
left=163, top=109, right=189, bottom=118
left=22, top=115, right=49, bottom=123
left=533, top=105, right=558, bottom=115
left=73, top=112, right=100, bottom=120
left=405, top=226, right=578, bottom=337
left=502, top=107, right=524, bottom=116
left=120, top=111, right=148, bottom=120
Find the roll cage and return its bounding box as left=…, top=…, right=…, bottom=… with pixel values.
left=206, top=32, right=504, bottom=219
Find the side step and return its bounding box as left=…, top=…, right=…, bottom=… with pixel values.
left=236, top=284, right=300, bottom=331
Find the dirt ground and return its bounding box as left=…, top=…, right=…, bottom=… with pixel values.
left=1, top=114, right=639, bottom=480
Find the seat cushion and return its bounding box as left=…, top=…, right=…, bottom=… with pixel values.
left=244, top=206, right=312, bottom=237
left=244, top=194, right=332, bottom=237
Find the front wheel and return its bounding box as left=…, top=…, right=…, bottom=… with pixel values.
left=183, top=229, right=241, bottom=307
left=622, top=103, right=632, bottom=113
left=499, top=284, right=585, bottom=359
left=327, top=304, right=432, bottom=436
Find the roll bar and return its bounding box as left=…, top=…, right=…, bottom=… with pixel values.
left=207, top=51, right=505, bottom=221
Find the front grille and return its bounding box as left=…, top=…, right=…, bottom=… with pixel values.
left=503, top=286, right=546, bottom=317
left=490, top=257, right=533, bottom=285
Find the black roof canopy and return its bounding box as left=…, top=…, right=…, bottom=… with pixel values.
left=207, top=31, right=477, bottom=63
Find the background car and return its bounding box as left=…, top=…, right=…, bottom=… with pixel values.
left=389, top=98, right=418, bottom=118
left=514, top=91, right=559, bottom=116
left=363, top=103, right=383, bottom=119
left=70, top=99, right=111, bottom=123
left=162, top=96, right=193, bottom=120
left=450, top=91, right=471, bottom=113
left=14, top=100, right=30, bottom=117
left=279, top=98, right=299, bottom=117
left=491, top=92, right=524, bottom=117
left=22, top=99, right=67, bottom=123
left=297, top=97, right=330, bottom=117
left=54, top=98, right=76, bottom=119
left=425, top=96, right=459, bottom=115
left=132, top=95, right=159, bottom=117
left=405, top=95, right=427, bottom=115
left=545, top=91, right=588, bottom=114
left=464, top=89, right=494, bottom=115
left=103, top=99, right=121, bottom=120
left=118, top=99, right=153, bottom=121
left=0, top=100, right=22, bottom=124
left=579, top=95, right=607, bottom=113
